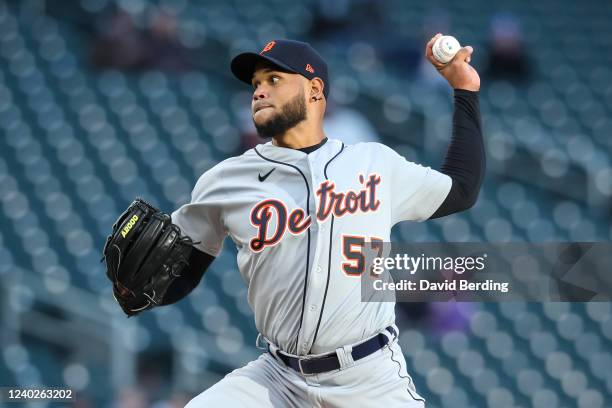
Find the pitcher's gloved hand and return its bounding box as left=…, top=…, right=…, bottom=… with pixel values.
left=102, top=198, right=196, bottom=317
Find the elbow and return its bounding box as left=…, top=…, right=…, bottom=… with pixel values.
left=455, top=178, right=483, bottom=213
left=460, top=190, right=480, bottom=212
left=462, top=166, right=485, bottom=211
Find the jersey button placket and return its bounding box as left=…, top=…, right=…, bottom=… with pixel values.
left=302, top=156, right=329, bottom=355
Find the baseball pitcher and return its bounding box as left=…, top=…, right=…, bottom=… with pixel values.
left=102, top=34, right=484, bottom=407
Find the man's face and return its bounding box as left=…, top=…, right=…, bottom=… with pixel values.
left=251, top=62, right=307, bottom=139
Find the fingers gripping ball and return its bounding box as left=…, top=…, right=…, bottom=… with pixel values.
left=432, top=35, right=461, bottom=64
left=102, top=198, right=196, bottom=317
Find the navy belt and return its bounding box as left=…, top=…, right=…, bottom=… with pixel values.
left=271, top=326, right=397, bottom=375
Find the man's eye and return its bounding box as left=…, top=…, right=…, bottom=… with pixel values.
left=252, top=76, right=279, bottom=89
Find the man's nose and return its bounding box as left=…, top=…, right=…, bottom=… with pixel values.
left=253, top=86, right=269, bottom=101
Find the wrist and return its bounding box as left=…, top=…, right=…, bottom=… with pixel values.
left=453, top=88, right=480, bottom=95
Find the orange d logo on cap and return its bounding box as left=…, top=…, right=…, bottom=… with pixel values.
left=260, top=41, right=276, bottom=55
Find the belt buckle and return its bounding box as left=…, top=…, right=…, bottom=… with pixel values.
left=297, top=357, right=313, bottom=376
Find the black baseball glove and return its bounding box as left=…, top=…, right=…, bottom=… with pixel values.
left=102, top=198, right=196, bottom=317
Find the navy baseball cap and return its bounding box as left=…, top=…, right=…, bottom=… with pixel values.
left=230, top=39, right=329, bottom=99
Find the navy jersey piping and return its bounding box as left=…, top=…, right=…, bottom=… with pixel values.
left=254, top=146, right=311, bottom=352
left=310, top=142, right=345, bottom=350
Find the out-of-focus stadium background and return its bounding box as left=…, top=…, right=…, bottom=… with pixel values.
left=0, top=0, right=611, bottom=407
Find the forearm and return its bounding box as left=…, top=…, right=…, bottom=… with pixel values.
left=160, top=249, right=215, bottom=305
left=430, top=89, right=485, bottom=219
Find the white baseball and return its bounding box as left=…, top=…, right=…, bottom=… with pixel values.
left=432, top=35, right=461, bottom=64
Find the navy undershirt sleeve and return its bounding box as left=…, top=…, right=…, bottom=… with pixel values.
left=160, top=248, right=215, bottom=305
left=429, top=89, right=485, bottom=219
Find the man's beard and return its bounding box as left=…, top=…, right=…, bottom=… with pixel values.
left=253, top=91, right=307, bottom=139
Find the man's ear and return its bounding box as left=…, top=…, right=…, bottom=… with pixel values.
left=309, top=77, right=325, bottom=101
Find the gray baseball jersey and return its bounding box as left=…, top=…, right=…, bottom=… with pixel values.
left=171, top=138, right=451, bottom=356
